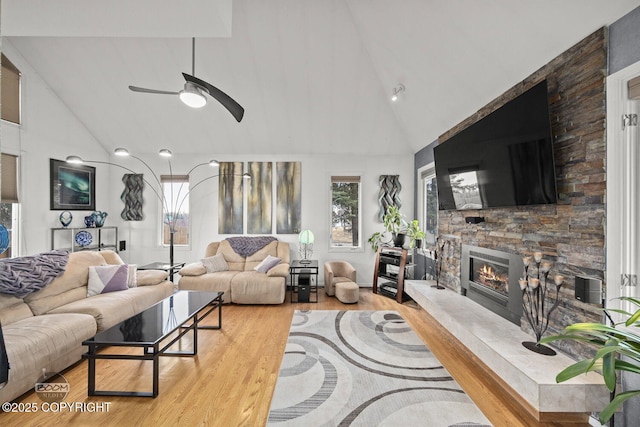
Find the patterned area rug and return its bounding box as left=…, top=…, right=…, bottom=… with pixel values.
left=267, top=310, right=492, bottom=426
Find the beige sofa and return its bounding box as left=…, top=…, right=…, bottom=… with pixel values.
left=178, top=239, right=290, bottom=304
left=0, top=250, right=174, bottom=403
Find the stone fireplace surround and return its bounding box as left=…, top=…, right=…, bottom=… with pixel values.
left=434, top=28, right=607, bottom=361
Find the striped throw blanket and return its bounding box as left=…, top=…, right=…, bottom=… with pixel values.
left=0, top=250, right=69, bottom=298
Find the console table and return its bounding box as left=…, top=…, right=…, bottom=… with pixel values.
left=404, top=280, right=609, bottom=423
left=51, top=226, right=118, bottom=253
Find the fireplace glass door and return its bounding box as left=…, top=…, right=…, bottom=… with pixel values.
left=471, top=258, right=509, bottom=299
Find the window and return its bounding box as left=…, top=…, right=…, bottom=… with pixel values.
left=0, top=154, right=20, bottom=258
left=419, top=164, right=438, bottom=249
left=1, top=54, right=21, bottom=124
left=161, top=175, right=190, bottom=246
left=330, top=176, right=361, bottom=249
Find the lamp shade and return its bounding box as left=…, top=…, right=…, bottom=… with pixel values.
left=298, top=229, right=314, bottom=244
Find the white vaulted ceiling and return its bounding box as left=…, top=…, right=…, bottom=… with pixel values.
left=2, top=0, right=639, bottom=156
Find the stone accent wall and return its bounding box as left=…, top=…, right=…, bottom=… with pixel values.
left=436, top=29, right=607, bottom=359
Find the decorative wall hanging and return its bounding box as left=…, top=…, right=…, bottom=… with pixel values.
left=50, top=158, right=96, bottom=211
left=218, top=162, right=244, bottom=234
left=247, top=162, right=273, bottom=234
left=121, top=174, right=145, bottom=221
left=377, top=175, right=402, bottom=221
left=276, top=162, right=301, bottom=234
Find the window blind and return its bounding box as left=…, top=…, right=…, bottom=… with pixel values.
left=160, top=175, right=189, bottom=182
left=331, top=176, right=360, bottom=183
left=1, top=154, right=19, bottom=203
left=1, top=54, right=21, bottom=125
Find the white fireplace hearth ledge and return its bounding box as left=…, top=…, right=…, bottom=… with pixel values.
left=405, top=280, right=609, bottom=415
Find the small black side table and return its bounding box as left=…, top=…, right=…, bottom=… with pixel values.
left=289, top=260, right=319, bottom=303
left=138, top=262, right=185, bottom=282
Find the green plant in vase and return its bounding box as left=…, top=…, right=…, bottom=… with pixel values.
left=407, top=219, right=426, bottom=248
left=382, top=205, right=407, bottom=247
left=539, top=296, right=640, bottom=424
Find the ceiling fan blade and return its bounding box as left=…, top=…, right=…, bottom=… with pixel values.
left=182, top=73, right=244, bottom=122
left=129, top=85, right=179, bottom=95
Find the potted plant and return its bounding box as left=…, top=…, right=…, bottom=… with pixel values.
left=367, top=231, right=388, bottom=252
left=383, top=205, right=407, bottom=247
left=539, top=296, right=640, bottom=424
left=407, top=219, right=426, bottom=248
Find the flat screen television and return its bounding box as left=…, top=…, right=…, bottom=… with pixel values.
left=434, top=80, right=557, bottom=210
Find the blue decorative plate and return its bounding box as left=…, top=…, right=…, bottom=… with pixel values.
left=75, top=230, right=93, bottom=247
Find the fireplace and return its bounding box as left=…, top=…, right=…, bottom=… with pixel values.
left=460, top=245, right=524, bottom=325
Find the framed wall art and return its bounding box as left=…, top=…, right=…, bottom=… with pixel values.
left=276, top=161, right=301, bottom=234
left=218, top=161, right=244, bottom=234
left=247, top=161, right=273, bottom=234
left=50, top=158, right=96, bottom=210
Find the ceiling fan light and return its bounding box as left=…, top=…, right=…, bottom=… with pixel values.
left=66, top=155, right=84, bottom=164
left=179, top=85, right=207, bottom=108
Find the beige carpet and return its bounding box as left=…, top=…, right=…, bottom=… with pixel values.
left=267, top=310, right=492, bottom=426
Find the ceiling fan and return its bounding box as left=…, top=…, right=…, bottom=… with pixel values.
left=128, top=38, right=244, bottom=122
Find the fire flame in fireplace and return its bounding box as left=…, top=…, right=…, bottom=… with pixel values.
left=476, top=263, right=509, bottom=293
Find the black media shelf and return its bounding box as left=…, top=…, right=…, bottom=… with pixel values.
left=372, top=247, right=413, bottom=303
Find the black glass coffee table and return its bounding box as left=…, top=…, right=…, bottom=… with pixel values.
left=82, top=290, right=222, bottom=397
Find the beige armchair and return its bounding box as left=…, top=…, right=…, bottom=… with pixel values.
left=324, top=261, right=357, bottom=296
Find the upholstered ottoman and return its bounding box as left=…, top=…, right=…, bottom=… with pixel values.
left=335, top=281, right=359, bottom=304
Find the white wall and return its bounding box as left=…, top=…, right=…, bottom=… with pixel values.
left=0, top=39, right=111, bottom=255
left=1, top=38, right=414, bottom=285
left=111, top=153, right=414, bottom=286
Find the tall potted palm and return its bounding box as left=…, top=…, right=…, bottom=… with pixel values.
left=539, top=296, right=640, bottom=424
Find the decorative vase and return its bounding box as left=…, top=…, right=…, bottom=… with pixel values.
left=59, top=211, right=73, bottom=228
left=392, top=233, right=405, bottom=247
left=84, top=215, right=95, bottom=228
left=91, top=211, right=108, bottom=228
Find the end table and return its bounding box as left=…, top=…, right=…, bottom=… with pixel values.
left=138, top=262, right=185, bottom=282
left=289, top=260, right=318, bottom=303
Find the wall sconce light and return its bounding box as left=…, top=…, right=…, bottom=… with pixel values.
left=391, top=84, right=405, bottom=102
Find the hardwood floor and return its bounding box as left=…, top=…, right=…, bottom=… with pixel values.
left=1, top=289, right=587, bottom=426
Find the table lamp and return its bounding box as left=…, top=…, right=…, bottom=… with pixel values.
left=298, top=229, right=314, bottom=264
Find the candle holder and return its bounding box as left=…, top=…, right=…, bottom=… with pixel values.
left=520, top=253, right=564, bottom=356
left=430, top=239, right=448, bottom=289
